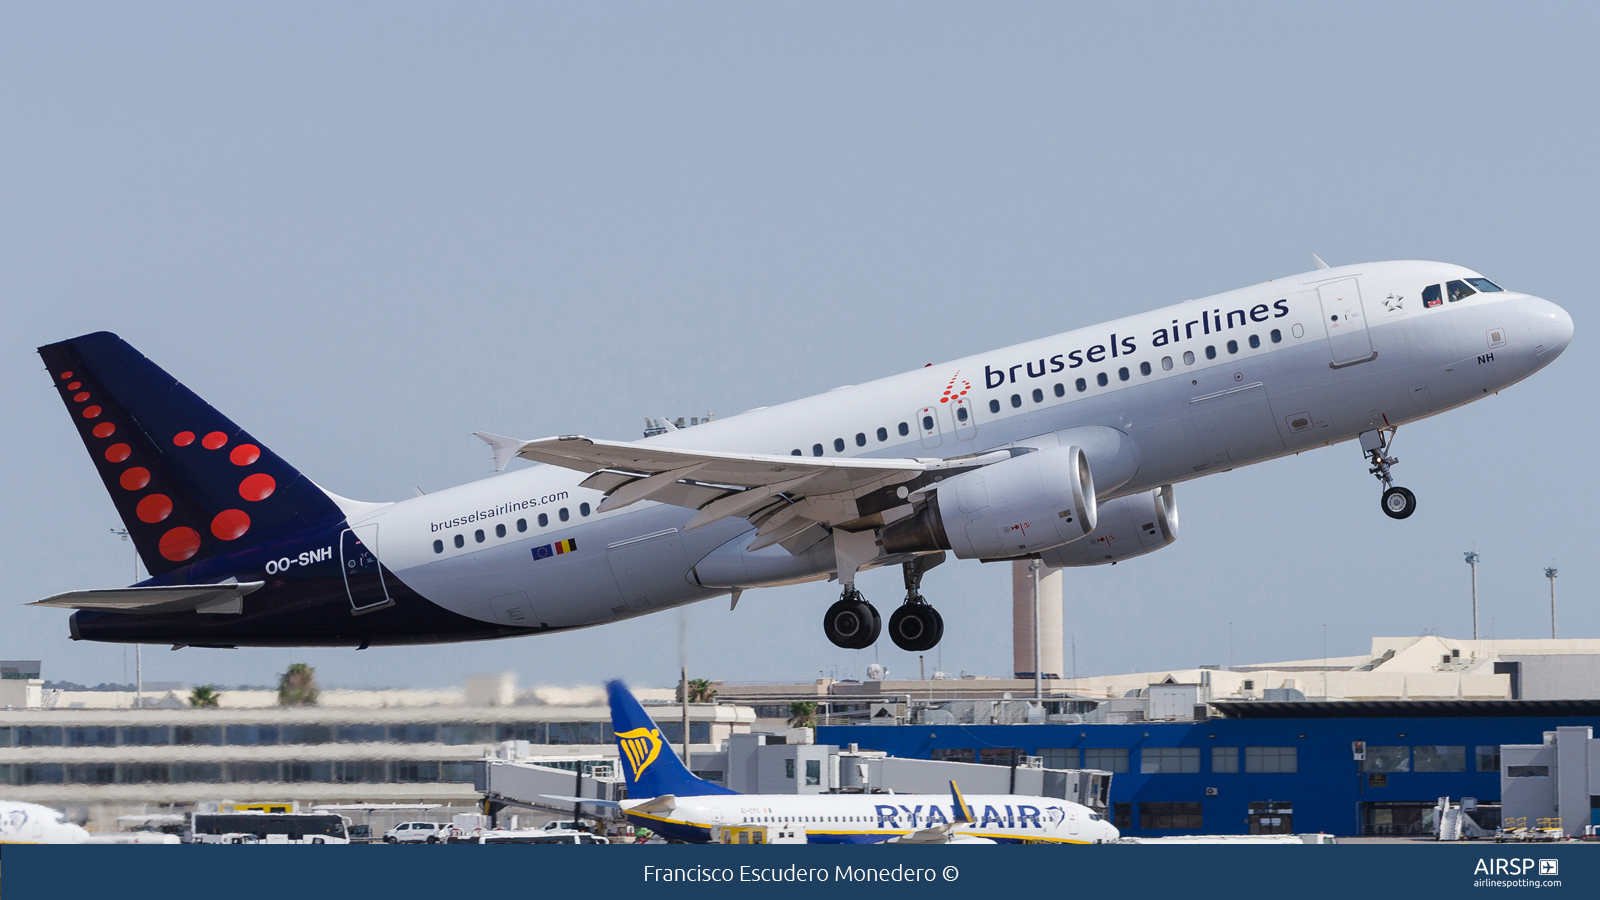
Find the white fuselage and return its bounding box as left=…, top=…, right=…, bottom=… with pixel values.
left=338, top=260, right=1570, bottom=631
left=624, top=791, right=1119, bottom=844
left=0, top=800, right=90, bottom=843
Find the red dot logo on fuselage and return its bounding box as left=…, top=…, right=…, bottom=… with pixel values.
left=938, top=371, right=972, bottom=404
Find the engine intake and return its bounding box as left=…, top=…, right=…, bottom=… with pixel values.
left=1039, top=485, right=1177, bottom=567
left=882, top=445, right=1097, bottom=560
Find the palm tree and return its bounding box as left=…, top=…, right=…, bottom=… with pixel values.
left=787, top=701, right=817, bottom=729
left=687, top=679, right=718, bottom=703
left=189, top=685, right=221, bottom=708
left=277, top=663, right=319, bottom=706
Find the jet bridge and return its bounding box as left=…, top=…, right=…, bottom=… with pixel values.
left=474, top=755, right=628, bottom=824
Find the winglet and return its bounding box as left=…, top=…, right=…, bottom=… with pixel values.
left=473, top=432, right=528, bottom=472
left=656, top=416, right=679, bottom=433
left=949, top=781, right=974, bottom=823
left=1312, top=253, right=1331, bottom=270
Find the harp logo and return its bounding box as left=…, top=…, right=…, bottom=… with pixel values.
left=616, top=726, right=663, bottom=780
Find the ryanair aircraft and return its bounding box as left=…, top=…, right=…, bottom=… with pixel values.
left=33, top=259, right=1570, bottom=650
left=595, top=681, right=1117, bottom=844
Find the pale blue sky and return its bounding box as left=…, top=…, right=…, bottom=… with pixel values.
left=2, top=3, right=1594, bottom=689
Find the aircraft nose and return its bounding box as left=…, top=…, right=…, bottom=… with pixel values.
left=1526, top=296, right=1574, bottom=360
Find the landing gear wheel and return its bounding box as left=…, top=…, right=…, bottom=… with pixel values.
left=1381, top=486, right=1417, bottom=520
left=888, top=604, right=942, bottom=652
left=824, top=592, right=880, bottom=649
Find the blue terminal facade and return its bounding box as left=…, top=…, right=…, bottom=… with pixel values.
left=819, top=700, right=1600, bottom=837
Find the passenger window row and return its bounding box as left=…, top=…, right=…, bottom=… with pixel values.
left=984, top=329, right=1288, bottom=409
left=788, top=324, right=1301, bottom=456
left=792, top=421, right=912, bottom=457
left=433, top=503, right=591, bottom=554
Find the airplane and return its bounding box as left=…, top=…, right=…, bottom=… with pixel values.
left=32, top=259, right=1571, bottom=650
left=584, top=680, right=1118, bottom=844
left=0, top=800, right=90, bottom=844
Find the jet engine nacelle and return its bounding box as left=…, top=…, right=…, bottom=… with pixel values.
left=1039, top=485, right=1177, bottom=567
left=882, top=445, right=1097, bottom=560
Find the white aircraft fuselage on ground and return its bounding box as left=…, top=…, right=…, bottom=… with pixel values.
left=0, top=800, right=89, bottom=843
left=41, top=260, right=1571, bottom=649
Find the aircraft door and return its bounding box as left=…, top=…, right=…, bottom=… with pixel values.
left=915, top=407, right=943, bottom=450
left=341, top=524, right=393, bottom=614
left=950, top=396, right=977, bottom=441
left=1317, top=277, right=1376, bottom=366
left=1069, top=810, right=1079, bottom=835
left=608, top=528, right=692, bottom=612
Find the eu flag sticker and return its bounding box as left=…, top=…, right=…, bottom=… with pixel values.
left=532, top=539, right=575, bottom=561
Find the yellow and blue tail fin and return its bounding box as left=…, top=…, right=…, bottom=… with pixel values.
left=607, top=680, right=736, bottom=798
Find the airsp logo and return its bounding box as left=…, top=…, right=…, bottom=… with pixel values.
left=1539, top=859, right=1559, bottom=876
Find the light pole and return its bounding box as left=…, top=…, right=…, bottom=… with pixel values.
left=1463, top=551, right=1480, bottom=640
left=1030, top=560, right=1042, bottom=701
left=113, top=529, right=142, bottom=709
left=1545, top=567, right=1558, bottom=639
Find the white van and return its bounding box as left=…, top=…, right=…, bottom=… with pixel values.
left=384, top=821, right=445, bottom=843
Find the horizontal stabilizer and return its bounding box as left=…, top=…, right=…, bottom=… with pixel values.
left=31, top=582, right=265, bottom=616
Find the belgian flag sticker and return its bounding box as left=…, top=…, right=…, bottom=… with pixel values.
left=531, top=538, right=576, bottom=561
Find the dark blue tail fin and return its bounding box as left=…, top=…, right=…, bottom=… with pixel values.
left=38, top=332, right=344, bottom=578
left=606, top=680, right=736, bottom=798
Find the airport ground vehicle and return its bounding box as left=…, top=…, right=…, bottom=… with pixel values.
left=189, top=812, right=349, bottom=844
left=383, top=821, right=445, bottom=843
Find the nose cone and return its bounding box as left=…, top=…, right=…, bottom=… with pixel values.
left=1527, top=296, right=1574, bottom=361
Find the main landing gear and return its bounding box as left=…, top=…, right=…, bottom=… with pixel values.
left=821, top=552, right=948, bottom=651
left=887, top=553, right=944, bottom=653
left=1362, top=428, right=1417, bottom=520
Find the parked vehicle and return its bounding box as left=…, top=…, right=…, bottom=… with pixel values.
left=384, top=821, right=445, bottom=843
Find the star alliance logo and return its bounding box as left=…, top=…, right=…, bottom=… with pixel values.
left=1383, top=293, right=1405, bottom=312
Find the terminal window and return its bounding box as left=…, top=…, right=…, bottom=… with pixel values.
left=1360, top=746, right=1410, bottom=773
left=1211, top=747, right=1239, bottom=773
left=1084, top=748, right=1129, bottom=773
left=931, top=749, right=977, bottom=764
left=1413, top=745, right=1465, bottom=773
left=1244, top=747, right=1297, bottom=773
left=1038, top=748, right=1078, bottom=769
left=1141, top=747, right=1200, bottom=774
left=805, top=759, right=821, bottom=786
left=1139, top=802, right=1202, bottom=830
left=1475, top=746, right=1500, bottom=772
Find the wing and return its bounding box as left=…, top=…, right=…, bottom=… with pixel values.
left=476, top=433, right=1008, bottom=552
left=31, top=582, right=264, bottom=615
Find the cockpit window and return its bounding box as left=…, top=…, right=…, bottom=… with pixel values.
left=1422, top=284, right=1442, bottom=308
left=1466, top=277, right=1503, bottom=293
left=1446, top=279, right=1476, bottom=302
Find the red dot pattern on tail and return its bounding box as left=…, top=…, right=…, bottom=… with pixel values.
left=159, top=527, right=201, bottom=562
left=202, top=431, right=227, bottom=450
left=137, top=494, right=173, bottom=524
left=210, top=509, right=250, bottom=541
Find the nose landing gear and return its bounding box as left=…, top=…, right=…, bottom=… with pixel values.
left=1362, top=428, right=1416, bottom=519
